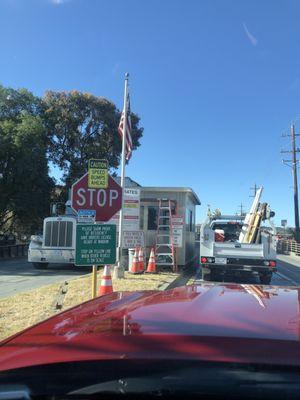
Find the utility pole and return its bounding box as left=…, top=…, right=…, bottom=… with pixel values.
left=237, top=203, right=245, bottom=216
left=291, top=124, right=300, bottom=238
left=250, top=184, right=258, bottom=198
left=281, top=124, right=300, bottom=241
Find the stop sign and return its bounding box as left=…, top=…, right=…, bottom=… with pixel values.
left=71, top=173, right=122, bottom=222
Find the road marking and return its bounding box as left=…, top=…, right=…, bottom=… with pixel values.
left=275, top=271, right=298, bottom=286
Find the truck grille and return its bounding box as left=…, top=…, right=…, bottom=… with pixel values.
left=44, top=221, right=73, bottom=248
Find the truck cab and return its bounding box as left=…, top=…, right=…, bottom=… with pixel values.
left=28, top=202, right=77, bottom=269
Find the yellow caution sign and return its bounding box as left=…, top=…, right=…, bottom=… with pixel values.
left=88, top=159, right=108, bottom=188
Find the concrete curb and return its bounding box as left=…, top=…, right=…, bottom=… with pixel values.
left=277, top=254, right=300, bottom=269
left=160, top=267, right=194, bottom=291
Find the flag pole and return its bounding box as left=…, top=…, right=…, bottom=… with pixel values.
left=116, top=72, right=129, bottom=277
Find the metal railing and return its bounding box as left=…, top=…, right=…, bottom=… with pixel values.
left=277, top=239, right=300, bottom=256
left=0, top=243, right=29, bottom=259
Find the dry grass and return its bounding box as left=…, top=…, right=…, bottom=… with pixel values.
left=0, top=269, right=178, bottom=341
left=64, top=269, right=177, bottom=308
left=0, top=281, right=62, bottom=340
left=186, top=277, right=196, bottom=285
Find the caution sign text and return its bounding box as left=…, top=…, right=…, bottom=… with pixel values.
left=88, top=159, right=108, bottom=188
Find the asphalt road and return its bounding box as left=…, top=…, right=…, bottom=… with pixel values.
left=1, top=255, right=300, bottom=299
left=193, top=256, right=300, bottom=286
left=0, top=258, right=90, bottom=299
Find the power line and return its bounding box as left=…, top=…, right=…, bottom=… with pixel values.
left=237, top=203, right=245, bottom=216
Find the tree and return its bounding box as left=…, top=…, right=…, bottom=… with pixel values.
left=0, top=85, right=144, bottom=235
left=0, top=86, right=54, bottom=235
left=0, top=85, right=42, bottom=122
left=43, top=90, right=143, bottom=187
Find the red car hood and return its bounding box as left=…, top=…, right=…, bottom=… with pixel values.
left=1, top=283, right=300, bottom=371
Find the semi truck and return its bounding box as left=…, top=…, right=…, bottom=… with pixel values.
left=28, top=202, right=77, bottom=269
left=200, top=188, right=277, bottom=284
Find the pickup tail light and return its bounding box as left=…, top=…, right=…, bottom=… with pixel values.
left=263, top=260, right=276, bottom=267
left=201, top=257, right=215, bottom=264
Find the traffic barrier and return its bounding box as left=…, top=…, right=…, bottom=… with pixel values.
left=138, top=247, right=144, bottom=272
left=277, top=239, right=300, bottom=256
left=0, top=244, right=28, bottom=259
left=146, top=248, right=157, bottom=273
left=130, top=247, right=140, bottom=274
left=98, top=265, right=113, bottom=296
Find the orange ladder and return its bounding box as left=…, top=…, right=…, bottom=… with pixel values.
left=155, top=199, right=176, bottom=272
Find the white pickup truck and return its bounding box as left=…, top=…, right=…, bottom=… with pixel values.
left=200, top=213, right=277, bottom=284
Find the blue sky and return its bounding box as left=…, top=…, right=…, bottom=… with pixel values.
left=1, top=0, right=300, bottom=225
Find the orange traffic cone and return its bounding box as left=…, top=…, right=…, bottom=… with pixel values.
left=130, top=247, right=140, bottom=274
left=146, top=248, right=157, bottom=273
left=98, top=265, right=113, bottom=296
left=138, top=247, right=144, bottom=272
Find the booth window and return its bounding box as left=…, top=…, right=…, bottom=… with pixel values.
left=148, top=206, right=158, bottom=230
left=186, top=209, right=193, bottom=232
left=189, top=210, right=193, bottom=231
left=140, top=206, right=144, bottom=229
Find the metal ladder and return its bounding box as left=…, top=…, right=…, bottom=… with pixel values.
left=155, top=199, right=176, bottom=272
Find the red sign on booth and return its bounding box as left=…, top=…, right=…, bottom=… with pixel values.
left=71, top=173, right=122, bottom=222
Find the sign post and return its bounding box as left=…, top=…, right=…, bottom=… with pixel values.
left=92, top=265, right=98, bottom=299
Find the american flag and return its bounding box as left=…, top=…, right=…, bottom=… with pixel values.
left=118, top=93, right=132, bottom=161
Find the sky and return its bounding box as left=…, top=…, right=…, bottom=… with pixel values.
left=1, top=0, right=300, bottom=225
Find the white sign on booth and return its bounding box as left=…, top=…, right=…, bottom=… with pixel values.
left=172, top=215, right=184, bottom=248
left=108, top=188, right=140, bottom=230
left=123, top=230, right=145, bottom=249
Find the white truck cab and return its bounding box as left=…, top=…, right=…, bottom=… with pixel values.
left=28, top=201, right=78, bottom=269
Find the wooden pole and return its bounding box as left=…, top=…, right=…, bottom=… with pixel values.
left=92, top=265, right=97, bottom=299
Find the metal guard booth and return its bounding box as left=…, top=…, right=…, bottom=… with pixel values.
left=119, top=178, right=201, bottom=268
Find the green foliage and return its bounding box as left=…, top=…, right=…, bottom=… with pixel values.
left=43, top=90, right=143, bottom=187
left=0, top=86, right=42, bottom=122
left=0, top=85, right=144, bottom=235
left=0, top=86, right=54, bottom=234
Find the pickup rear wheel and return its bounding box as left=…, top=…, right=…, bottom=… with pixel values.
left=259, top=273, right=272, bottom=285
left=32, top=262, right=48, bottom=269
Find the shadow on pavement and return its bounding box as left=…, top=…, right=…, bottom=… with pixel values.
left=194, top=265, right=259, bottom=285
left=0, top=258, right=90, bottom=277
